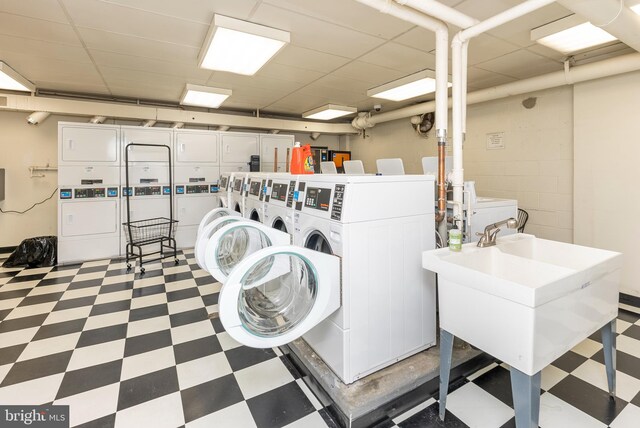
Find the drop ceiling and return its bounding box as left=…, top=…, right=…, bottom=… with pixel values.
left=0, top=0, right=632, bottom=118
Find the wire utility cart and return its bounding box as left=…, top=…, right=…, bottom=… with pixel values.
left=123, top=143, right=179, bottom=274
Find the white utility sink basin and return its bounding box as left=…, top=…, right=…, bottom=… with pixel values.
left=423, top=234, right=622, bottom=375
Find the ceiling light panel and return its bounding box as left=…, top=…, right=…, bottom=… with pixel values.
left=531, top=15, right=618, bottom=54
left=367, top=70, right=449, bottom=102
left=0, top=61, right=35, bottom=92
left=303, top=104, right=357, bottom=120
left=199, top=14, right=290, bottom=76
left=181, top=84, right=232, bottom=108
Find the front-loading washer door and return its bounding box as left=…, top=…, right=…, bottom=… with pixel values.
left=219, top=245, right=341, bottom=348
left=195, top=215, right=245, bottom=271
left=197, top=207, right=239, bottom=238
left=205, top=221, right=291, bottom=283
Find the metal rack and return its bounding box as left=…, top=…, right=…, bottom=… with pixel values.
left=123, top=143, right=178, bottom=274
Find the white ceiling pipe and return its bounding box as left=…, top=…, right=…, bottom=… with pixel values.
left=351, top=52, right=640, bottom=129
left=395, top=0, right=478, bottom=28
left=88, top=115, right=106, bottom=124
left=558, top=0, right=640, bottom=53
left=353, top=0, right=449, bottom=136
left=449, top=0, right=572, bottom=228
left=142, top=119, right=156, bottom=127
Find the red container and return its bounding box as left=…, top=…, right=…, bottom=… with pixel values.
left=291, top=143, right=314, bottom=174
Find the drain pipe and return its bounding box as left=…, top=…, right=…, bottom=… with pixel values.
left=395, top=0, right=478, bottom=28
left=448, top=0, right=557, bottom=227
left=558, top=0, right=640, bottom=53
left=354, top=0, right=450, bottom=238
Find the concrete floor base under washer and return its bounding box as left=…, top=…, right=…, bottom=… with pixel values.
left=283, top=336, right=490, bottom=428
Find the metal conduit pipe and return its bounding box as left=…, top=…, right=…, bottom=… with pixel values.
left=354, top=0, right=450, bottom=237
left=558, top=0, right=640, bottom=53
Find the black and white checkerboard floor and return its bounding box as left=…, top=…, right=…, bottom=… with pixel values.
left=1, top=250, right=639, bottom=428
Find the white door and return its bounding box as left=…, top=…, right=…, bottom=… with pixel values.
left=175, top=131, right=219, bottom=163
left=174, top=165, right=220, bottom=184
left=220, top=133, right=259, bottom=164
left=204, top=221, right=291, bottom=283
left=219, top=245, right=341, bottom=348
left=60, top=126, right=119, bottom=164
left=61, top=200, right=119, bottom=237
left=195, top=213, right=243, bottom=271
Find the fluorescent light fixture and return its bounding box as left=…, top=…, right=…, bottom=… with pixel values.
left=181, top=84, right=232, bottom=109
left=0, top=61, right=35, bottom=92
left=302, top=104, right=357, bottom=121
left=199, top=14, right=290, bottom=76
left=367, top=70, right=449, bottom=102
left=633, top=4, right=640, bottom=13
left=531, top=15, right=617, bottom=54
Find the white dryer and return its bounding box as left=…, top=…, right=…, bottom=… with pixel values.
left=214, top=174, right=437, bottom=384
left=263, top=174, right=297, bottom=234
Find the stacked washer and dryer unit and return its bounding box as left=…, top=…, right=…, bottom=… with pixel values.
left=58, top=124, right=122, bottom=264
left=205, top=174, right=438, bottom=384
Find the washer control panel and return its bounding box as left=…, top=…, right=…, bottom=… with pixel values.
left=331, top=184, right=345, bottom=221
left=304, top=187, right=331, bottom=212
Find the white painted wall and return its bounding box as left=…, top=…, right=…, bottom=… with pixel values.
left=351, top=86, right=574, bottom=242
left=574, top=71, right=640, bottom=298
left=0, top=112, right=84, bottom=247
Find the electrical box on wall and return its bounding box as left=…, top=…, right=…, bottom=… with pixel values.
left=0, top=168, right=5, bottom=202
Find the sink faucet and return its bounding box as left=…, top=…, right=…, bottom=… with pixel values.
left=477, top=217, right=518, bottom=248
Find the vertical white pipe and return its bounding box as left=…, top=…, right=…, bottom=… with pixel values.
left=462, top=41, right=469, bottom=135
left=451, top=35, right=464, bottom=227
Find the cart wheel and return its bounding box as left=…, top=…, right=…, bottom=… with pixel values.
left=175, top=259, right=179, bottom=265
left=126, top=263, right=132, bottom=271
left=140, top=267, right=145, bottom=274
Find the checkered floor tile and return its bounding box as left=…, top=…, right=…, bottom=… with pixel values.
left=1, top=251, right=640, bottom=427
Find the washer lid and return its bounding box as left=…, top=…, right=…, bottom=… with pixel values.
left=205, top=220, right=291, bottom=284
left=219, top=245, right=341, bottom=348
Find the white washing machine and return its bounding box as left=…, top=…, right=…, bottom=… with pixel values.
left=243, top=172, right=269, bottom=222
left=212, top=174, right=437, bottom=384
left=263, top=174, right=298, bottom=234
left=218, top=172, right=232, bottom=208
left=194, top=208, right=243, bottom=271
left=244, top=172, right=291, bottom=223
left=228, top=172, right=249, bottom=215
left=467, top=197, right=518, bottom=243
left=173, top=129, right=220, bottom=248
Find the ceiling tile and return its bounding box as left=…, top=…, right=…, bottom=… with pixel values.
left=474, top=49, right=561, bottom=79
left=0, top=34, right=92, bottom=63
left=294, top=83, right=365, bottom=104
left=78, top=28, right=200, bottom=62
left=257, top=62, right=325, bottom=85
left=393, top=27, right=437, bottom=53
left=359, top=42, right=435, bottom=73
left=97, top=0, right=258, bottom=24
left=250, top=3, right=386, bottom=59
left=0, top=12, right=80, bottom=45
left=90, top=50, right=211, bottom=80
left=467, top=34, right=519, bottom=65
left=311, top=74, right=371, bottom=94
left=108, top=85, right=183, bottom=101
left=455, top=0, right=523, bottom=21
left=272, top=45, right=350, bottom=74
left=0, top=0, right=68, bottom=23
left=486, top=3, right=573, bottom=47
left=61, top=0, right=209, bottom=47
left=99, top=67, right=206, bottom=95
left=0, top=53, right=103, bottom=85
left=331, top=61, right=407, bottom=85
left=262, top=0, right=414, bottom=40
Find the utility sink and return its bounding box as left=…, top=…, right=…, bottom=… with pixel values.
left=423, top=234, right=622, bottom=375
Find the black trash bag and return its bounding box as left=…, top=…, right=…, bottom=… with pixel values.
left=2, top=236, right=57, bottom=268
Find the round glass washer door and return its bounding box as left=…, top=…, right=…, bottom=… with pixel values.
left=237, top=252, right=317, bottom=337
left=215, top=226, right=273, bottom=277
left=195, top=215, right=243, bottom=271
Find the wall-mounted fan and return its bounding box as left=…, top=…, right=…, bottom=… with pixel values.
left=411, top=112, right=435, bottom=138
